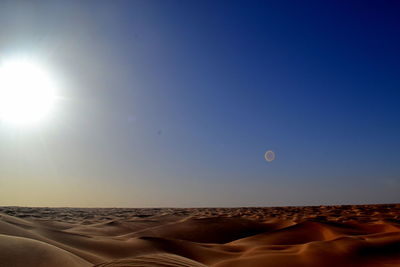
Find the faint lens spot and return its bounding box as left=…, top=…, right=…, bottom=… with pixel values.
left=265, top=150, right=275, bottom=162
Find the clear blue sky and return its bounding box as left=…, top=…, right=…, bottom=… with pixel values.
left=0, top=0, right=399, bottom=207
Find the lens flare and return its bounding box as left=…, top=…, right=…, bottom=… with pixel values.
left=265, top=150, right=276, bottom=162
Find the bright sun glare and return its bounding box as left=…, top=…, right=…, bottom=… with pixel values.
left=0, top=59, right=57, bottom=125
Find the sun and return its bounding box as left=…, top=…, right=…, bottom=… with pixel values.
left=0, top=59, right=57, bottom=125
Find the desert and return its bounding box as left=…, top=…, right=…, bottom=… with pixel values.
left=0, top=204, right=399, bottom=267
left=1, top=1, right=400, bottom=266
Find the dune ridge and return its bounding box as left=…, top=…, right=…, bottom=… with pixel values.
left=0, top=204, right=399, bottom=267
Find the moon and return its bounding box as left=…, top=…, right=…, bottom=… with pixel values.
left=0, top=58, right=57, bottom=125
left=265, top=150, right=276, bottom=162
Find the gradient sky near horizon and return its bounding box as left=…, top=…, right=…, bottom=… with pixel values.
left=0, top=0, right=399, bottom=207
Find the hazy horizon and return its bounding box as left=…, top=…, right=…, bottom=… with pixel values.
left=1, top=0, right=400, bottom=207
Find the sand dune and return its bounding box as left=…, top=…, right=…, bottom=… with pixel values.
left=0, top=234, right=91, bottom=267
left=0, top=204, right=399, bottom=266
left=94, top=253, right=208, bottom=267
